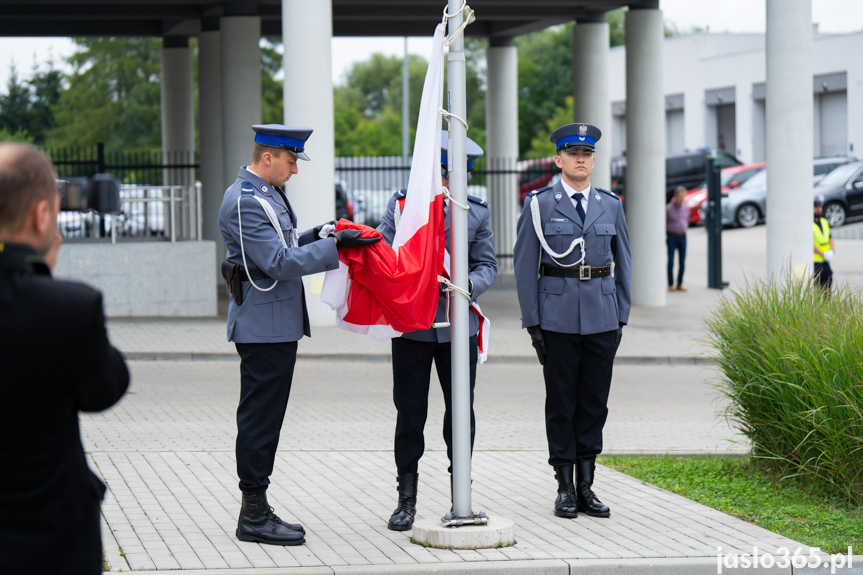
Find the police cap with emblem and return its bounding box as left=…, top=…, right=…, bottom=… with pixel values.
left=252, top=124, right=313, bottom=161
left=550, top=122, right=602, bottom=152
left=441, top=130, right=484, bottom=181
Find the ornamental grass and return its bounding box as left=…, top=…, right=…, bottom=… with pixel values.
left=705, top=273, right=863, bottom=504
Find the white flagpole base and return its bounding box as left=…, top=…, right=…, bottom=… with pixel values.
left=410, top=515, right=515, bottom=550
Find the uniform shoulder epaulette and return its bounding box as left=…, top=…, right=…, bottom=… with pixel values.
left=529, top=185, right=552, bottom=197
left=467, top=194, right=489, bottom=208
left=595, top=187, right=619, bottom=200
left=394, top=188, right=407, bottom=199
left=240, top=182, right=255, bottom=195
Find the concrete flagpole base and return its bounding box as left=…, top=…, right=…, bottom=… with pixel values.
left=410, top=515, right=515, bottom=549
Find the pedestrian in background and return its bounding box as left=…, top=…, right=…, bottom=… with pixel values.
left=813, top=194, right=835, bottom=290
left=0, top=142, right=129, bottom=575
left=513, top=122, right=632, bottom=520
left=666, top=185, right=689, bottom=292
left=218, top=124, right=379, bottom=546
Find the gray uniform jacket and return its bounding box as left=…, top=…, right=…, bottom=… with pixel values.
left=513, top=182, right=632, bottom=335
left=218, top=167, right=339, bottom=344
left=378, top=190, right=498, bottom=342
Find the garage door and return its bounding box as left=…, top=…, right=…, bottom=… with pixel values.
left=818, top=91, right=847, bottom=157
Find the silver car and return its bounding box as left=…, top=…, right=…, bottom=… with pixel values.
left=718, top=169, right=767, bottom=228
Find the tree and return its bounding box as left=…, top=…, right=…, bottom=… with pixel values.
left=46, top=38, right=163, bottom=150
left=0, top=64, right=63, bottom=145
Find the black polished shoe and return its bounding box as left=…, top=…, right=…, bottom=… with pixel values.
left=387, top=473, right=418, bottom=531
left=576, top=459, right=611, bottom=518
left=237, top=492, right=306, bottom=545
left=553, top=465, right=578, bottom=518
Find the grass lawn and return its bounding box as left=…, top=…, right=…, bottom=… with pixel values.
left=598, top=455, right=863, bottom=555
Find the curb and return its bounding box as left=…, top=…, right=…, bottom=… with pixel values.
left=115, top=555, right=863, bottom=574
left=120, top=352, right=715, bottom=365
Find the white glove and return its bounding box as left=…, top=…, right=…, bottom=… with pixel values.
left=317, top=223, right=337, bottom=239
left=823, top=249, right=834, bottom=263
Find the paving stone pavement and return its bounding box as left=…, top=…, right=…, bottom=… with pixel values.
left=84, top=226, right=863, bottom=573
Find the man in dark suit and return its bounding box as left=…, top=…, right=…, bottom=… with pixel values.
left=0, top=142, right=130, bottom=575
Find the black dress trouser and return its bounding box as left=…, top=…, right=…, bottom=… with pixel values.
left=541, top=329, right=617, bottom=466
left=235, top=341, right=298, bottom=493
left=392, top=335, right=478, bottom=475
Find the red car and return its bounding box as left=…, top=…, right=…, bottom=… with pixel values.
left=684, top=162, right=765, bottom=225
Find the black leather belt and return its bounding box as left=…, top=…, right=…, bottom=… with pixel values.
left=541, top=264, right=612, bottom=280
left=220, top=261, right=271, bottom=282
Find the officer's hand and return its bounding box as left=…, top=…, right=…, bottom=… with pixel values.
left=614, top=323, right=623, bottom=353
left=312, top=220, right=337, bottom=240
left=331, top=228, right=381, bottom=249
left=526, top=325, right=546, bottom=365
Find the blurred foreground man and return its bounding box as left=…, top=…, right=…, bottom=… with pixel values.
left=0, top=142, right=130, bottom=574
left=513, top=123, right=631, bottom=519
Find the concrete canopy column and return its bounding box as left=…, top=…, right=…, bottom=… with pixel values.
left=625, top=5, right=665, bottom=306
left=199, top=20, right=225, bottom=272
left=282, top=0, right=335, bottom=325
left=161, top=37, right=195, bottom=188
left=485, top=38, right=518, bottom=272
left=573, top=18, right=611, bottom=191
left=766, top=0, right=813, bottom=280
left=220, top=15, right=261, bottom=198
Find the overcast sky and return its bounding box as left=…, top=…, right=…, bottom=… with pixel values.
left=1, top=0, right=862, bottom=93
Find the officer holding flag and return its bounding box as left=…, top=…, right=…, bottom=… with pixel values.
left=218, top=124, right=378, bottom=546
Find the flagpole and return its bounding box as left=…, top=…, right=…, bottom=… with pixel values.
left=446, top=0, right=472, bottom=521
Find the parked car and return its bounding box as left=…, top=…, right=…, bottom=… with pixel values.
left=716, top=169, right=768, bottom=228
left=518, top=157, right=560, bottom=205
left=813, top=160, right=863, bottom=227
left=813, top=156, right=857, bottom=185
left=684, top=162, right=766, bottom=225
left=609, top=149, right=741, bottom=202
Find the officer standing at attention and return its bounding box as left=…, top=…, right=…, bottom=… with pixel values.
left=513, top=123, right=631, bottom=519
left=377, top=131, right=497, bottom=531
left=218, top=124, right=379, bottom=546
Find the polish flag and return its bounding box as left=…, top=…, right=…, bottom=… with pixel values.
left=320, top=23, right=446, bottom=339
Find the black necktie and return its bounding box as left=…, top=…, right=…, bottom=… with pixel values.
left=574, top=193, right=586, bottom=223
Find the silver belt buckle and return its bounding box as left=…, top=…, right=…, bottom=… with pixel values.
left=579, top=265, right=591, bottom=280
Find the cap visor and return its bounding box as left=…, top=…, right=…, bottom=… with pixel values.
left=288, top=150, right=310, bottom=161
left=559, top=144, right=595, bottom=151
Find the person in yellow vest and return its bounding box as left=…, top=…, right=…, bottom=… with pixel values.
left=813, top=194, right=835, bottom=290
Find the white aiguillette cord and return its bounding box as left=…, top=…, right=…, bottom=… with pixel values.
left=529, top=194, right=585, bottom=268
left=237, top=195, right=284, bottom=292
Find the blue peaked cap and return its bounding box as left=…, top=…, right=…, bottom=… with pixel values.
left=252, top=124, right=313, bottom=161
left=550, top=122, right=602, bottom=152
left=441, top=130, right=484, bottom=170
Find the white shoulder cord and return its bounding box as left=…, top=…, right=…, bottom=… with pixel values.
left=529, top=195, right=585, bottom=268
left=237, top=195, right=284, bottom=292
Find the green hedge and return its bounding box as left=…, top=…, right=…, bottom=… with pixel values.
left=705, top=274, right=863, bottom=504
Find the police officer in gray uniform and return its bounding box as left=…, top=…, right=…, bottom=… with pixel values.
left=378, top=132, right=497, bottom=531
left=513, top=123, right=632, bottom=520
left=218, top=124, right=378, bottom=546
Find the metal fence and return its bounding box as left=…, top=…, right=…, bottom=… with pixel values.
left=57, top=183, right=202, bottom=243
left=46, top=144, right=200, bottom=243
